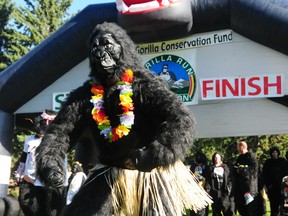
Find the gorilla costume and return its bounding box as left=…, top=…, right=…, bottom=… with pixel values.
left=36, top=22, right=211, bottom=216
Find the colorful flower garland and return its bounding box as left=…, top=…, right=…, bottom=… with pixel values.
left=90, top=69, right=135, bottom=142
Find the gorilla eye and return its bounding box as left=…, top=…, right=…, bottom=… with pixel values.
left=92, top=45, right=97, bottom=53
left=94, top=39, right=99, bottom=46
left=106, top=44, right=113, bottom=52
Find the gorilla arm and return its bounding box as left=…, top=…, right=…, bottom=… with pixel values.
left=36, top=83, right=91, bottom=188
left=132, top=74, right=196, bottom=171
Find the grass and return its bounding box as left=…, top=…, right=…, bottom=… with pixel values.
left=8, top=182, right=272, bottom=216
left=185, top=200, right=271, bottom=216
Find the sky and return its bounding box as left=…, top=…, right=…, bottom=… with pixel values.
left=13, top=0, right=114, bottom=14
left=69, top=0, right=114, bottom=14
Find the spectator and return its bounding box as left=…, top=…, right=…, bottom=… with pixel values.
left=15, top=110, right=66, bottom=216
left=66, top=161, right=87, bottom=205
left=257, top=166, right=267, bottom=216
left=209, top=152, right=234, bottom=216
left=190, top=151, right=210, bottom=216
left=263, top=146, right=288, bottom=216
left=234, top=141, right=258, bottom=216
left=286, top=150, right=288, bottom=173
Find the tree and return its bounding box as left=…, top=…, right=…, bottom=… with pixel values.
left=2, top=0, right=73, bottom=70
left=189, top=134, right=288, bottom=167
left=0, top=0, right=14, bottom=72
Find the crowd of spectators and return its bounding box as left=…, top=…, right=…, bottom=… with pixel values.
left=188, top=141, right=288, bottom=216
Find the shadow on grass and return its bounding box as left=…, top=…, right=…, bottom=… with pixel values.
left=185, top=200, right=271, bottom=216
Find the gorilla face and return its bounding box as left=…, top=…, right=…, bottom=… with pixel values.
left=90, top=31, right=122, bottom=76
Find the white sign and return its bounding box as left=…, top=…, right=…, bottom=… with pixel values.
left=200, top=74, right=284, bottom=100
left=53, top=92, right=69, bottom=111
left=137, top=30, right=232, bottom=55
left=138, top=30, right=233, bottom=105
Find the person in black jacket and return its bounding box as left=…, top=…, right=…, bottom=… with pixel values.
left=234, top=141, right=258, bottom=216
left=209, top=152, right=235, bottom=216
left=263, top=146, right=288, bottom=216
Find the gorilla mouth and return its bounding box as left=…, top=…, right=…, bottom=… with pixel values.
left=101, top=58, right=116, bottom=71
left=94, top=51, right=117, bottom=72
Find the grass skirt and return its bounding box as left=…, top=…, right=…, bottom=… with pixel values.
left=105, top=160, right=212, bottom=216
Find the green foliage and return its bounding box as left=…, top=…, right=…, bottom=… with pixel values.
left=67, top=148, right=76, bottom=170
left=11, top=0, right=73, bottom=46
left=0, top=0, right=15, bottom=71
left=1, top=0, right=73, bottom=71
left=8, top=184, right=19, bottom=197
left=189, top=134, right=288, bottom=167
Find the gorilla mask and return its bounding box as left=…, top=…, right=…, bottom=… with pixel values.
left=90, top=31, right=122, bottom=81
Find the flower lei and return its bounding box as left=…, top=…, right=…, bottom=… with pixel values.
left=90, top=69, right=135, bottom=143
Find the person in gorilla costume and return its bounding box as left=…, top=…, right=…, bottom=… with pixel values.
left=36, top=22, right=211, bottom=216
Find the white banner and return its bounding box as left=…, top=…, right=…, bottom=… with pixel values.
left=0, top=155, right=11, bottom=184
left=137, top=30, right=232, bottom=55
left=53, top=92, right=70, bottom=111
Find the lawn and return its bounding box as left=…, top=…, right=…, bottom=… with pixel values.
left=185, top=200, right=271, bottom=216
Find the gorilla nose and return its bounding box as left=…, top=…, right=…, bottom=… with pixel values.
left=96, top=50, right=107, bottom=59
left=96, top=51, right=109, bottom=59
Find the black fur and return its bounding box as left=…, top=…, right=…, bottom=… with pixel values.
left=36, top=22, right=196, bottom=215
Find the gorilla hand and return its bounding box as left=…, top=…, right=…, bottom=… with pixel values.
left=132, top=146, right=156, bottom=172
left=132, top=141, right=177, bottom=172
